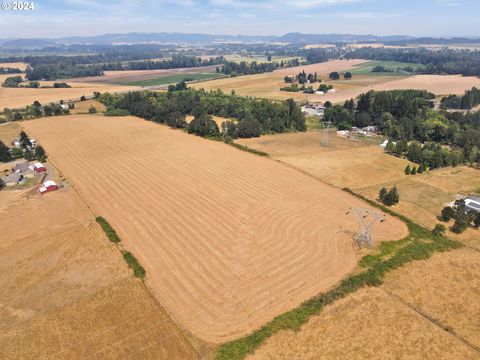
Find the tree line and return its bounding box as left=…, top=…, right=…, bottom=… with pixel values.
left=219, top=58, right=301, bottom=77
left=98, top=88, right=306, bottom=139
left=440, top=87, right=480, bottom=110
left=0, top=67, right=21, bottom=74
left=22, top=55, right=225, bottom=80
left=344, top=47, right=480, bottom=77
left=324, top=89, right=480, bottom=168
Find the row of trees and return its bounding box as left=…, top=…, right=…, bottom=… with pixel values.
left=0, top=67, right=21, bottom=74
left=26, top=64, right=103, bottom=81
left=388, top=141, right=467, bottom=170
left=328, top=71, right=352, bottom=80
left=98, top=88, right=306, bottom=138
left=3, top=100, right=70, bottom=121
left=440, top=87, right=480, bottom=110
left=284, top=71, right=319, bottom=84
left=439, top=200, right=480, bottom=234
left=101, top=55, right=224, bottom=71
left=219, top=58, right=301, bottom=77
left=344, top=47, right=480, bottom=77
left=324, top=89, right=480, bottom=168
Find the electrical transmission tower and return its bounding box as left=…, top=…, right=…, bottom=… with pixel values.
left=322, top=121, right=332, bottom=146
left=348, top=207, right=385, bottom=247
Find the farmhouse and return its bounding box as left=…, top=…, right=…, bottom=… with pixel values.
left=2, top=172, right=23, bottom=187
left=465, top=196, right=480, bottom=213
left=39, top=180, right=58, bottom=194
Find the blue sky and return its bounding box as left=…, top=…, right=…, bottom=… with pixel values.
left=0, top=0, right=478, bottom=38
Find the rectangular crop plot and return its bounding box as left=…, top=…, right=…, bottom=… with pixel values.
left=23, top=115, right=407, bottom=342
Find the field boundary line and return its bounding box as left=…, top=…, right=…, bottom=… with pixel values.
left=381, top=287, right=480, bottom=356
left=38, top=155, right=201, bottom=359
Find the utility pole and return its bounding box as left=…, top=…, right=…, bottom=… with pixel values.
left=322, top=120, right=332, bottom=147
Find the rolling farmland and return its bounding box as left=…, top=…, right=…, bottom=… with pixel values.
left=23, top=114, right=407, bottom=342
left=0, top=188, right=197, bottom=360
left=0, top=81, right=139, bottom=110
left=193, top=59, right=480, bottom=104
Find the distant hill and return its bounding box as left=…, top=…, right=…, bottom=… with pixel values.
left=0, top=32, right=478, bottom=49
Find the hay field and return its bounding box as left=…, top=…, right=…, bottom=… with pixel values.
left=194, top=58, right=479, bottom=103
left=0, top=82, right=138, bottom=110
left=247, top=286, right=478, bottom=360
left=356, top=166, right=480, bottom=248
left=23, top=115, right=407, bottom=342
left=236, top=129, right=380, bottom=158
left=69, top=65, right=219, bottom=85
left=383, top=248, right=480, bottom=350
left=71, top=99, right=107, bottom=114
left=0, top=121, right=21, bottom=144
left=0, top=62, right=28, bottom=71
left=0, top=188, right=197, bottom=359
left=237, top=131, right=413, bottom=189
left=192, top=59, right=370, bottom=102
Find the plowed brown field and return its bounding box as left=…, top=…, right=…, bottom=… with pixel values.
left=23, top=115, right=407, bottom=342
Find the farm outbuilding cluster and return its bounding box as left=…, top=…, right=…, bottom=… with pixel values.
left=1, top=161, right=47, bottom=187
left=301, top=104, right=325, bottom=117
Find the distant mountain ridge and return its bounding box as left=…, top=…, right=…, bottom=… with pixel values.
left=0, top=32, right=478, bottom=48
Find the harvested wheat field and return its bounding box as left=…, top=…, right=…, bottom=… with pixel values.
left=71, top=99, right=107, bottom=114
left=23, top=115, right=407, bottom=342
left=278, top=145, right=414, bottom=189
left=0, top=62, right=28, bottom=71
left=193, top=59, right=370, bottom=102
left=0, top=188, right=198, bottom=359
left=69, top=65, right=218, bottom=84
left=0, top=82, right=138, bottom=110
left=383, top=247, right=480, bottom=351
left=247, top=286, right=479, bottom=360
left=236, top=129, right=379, bottom=158
left=195, top=59, right=479, bottom=104
left=0, top=121, right=21, bottom=144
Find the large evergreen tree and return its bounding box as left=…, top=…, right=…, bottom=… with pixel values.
left=0, top=140, right=11, bottom=162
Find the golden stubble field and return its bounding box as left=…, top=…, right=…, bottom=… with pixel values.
left=238, top=131, right=480, bottom=247
left=22, top=114, right=407, bottom=343
left=237, top=130, right=415, bottom=189
left=69, top=65, right=219, bottom=84
left=0, top=82, right=138, bottom=110
left=193, top=59, right=480, bottom=104
left=0, top=188, right=197, bottom=359
left=248, top=251, right=480, bottom=360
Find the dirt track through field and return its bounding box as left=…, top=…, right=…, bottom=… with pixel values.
left=23, top=115, right=407, bottom=342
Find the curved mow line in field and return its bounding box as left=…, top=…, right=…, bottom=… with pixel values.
left=22, top=115, right=406, bottom=342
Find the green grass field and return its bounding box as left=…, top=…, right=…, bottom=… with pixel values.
left=349, top=60, right=426, bottom=76
left=121, top=72, right=222, bottom=86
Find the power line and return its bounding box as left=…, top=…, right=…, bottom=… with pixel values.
left=348, top=207, right=385, bottom=247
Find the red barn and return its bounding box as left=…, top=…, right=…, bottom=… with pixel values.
left=33, top=162, right=47, bottom=173
left=39, top=180, right=58, bottom=194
